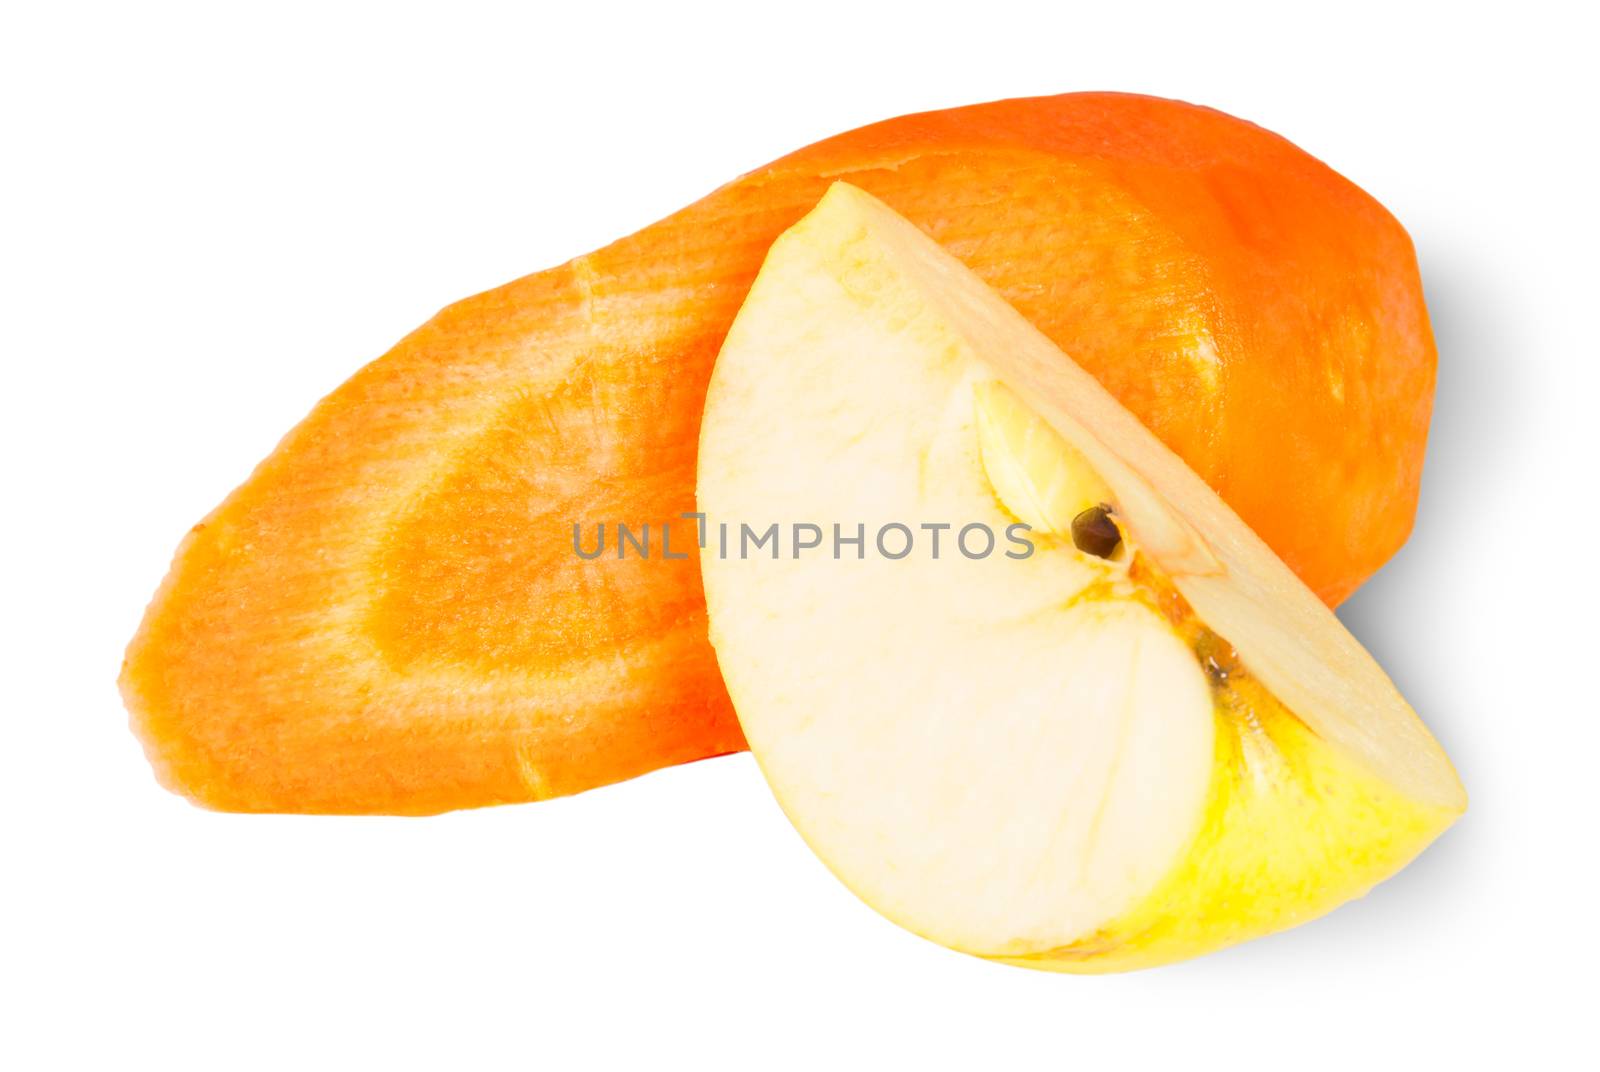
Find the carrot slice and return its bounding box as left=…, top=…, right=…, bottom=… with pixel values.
left=122, top=92, right=1435, bottom=813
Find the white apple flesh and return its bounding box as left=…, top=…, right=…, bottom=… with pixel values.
left=697, top=183, right=1464, bottom=970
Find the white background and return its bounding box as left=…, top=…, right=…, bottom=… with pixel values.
left=4, top=2, right=1596, bottom=1067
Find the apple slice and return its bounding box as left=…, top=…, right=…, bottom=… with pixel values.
left=697, top=183, right=1465, bottom=972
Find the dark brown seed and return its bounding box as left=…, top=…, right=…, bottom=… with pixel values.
left=1071, top=503, right=1121, bottom=559
left=1192, top=629, right=1239, bottom=686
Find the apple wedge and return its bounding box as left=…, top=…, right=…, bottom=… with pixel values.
left=697, top=183, right=1465, bottom=972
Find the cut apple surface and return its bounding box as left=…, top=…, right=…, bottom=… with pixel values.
left=698, top=184, right=1463, bottom=971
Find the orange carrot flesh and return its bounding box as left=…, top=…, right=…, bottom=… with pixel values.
left=122, top=93, right=1434, bottom=813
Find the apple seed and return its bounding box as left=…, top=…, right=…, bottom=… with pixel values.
left=1071, top=504, right=1121, bottom=558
